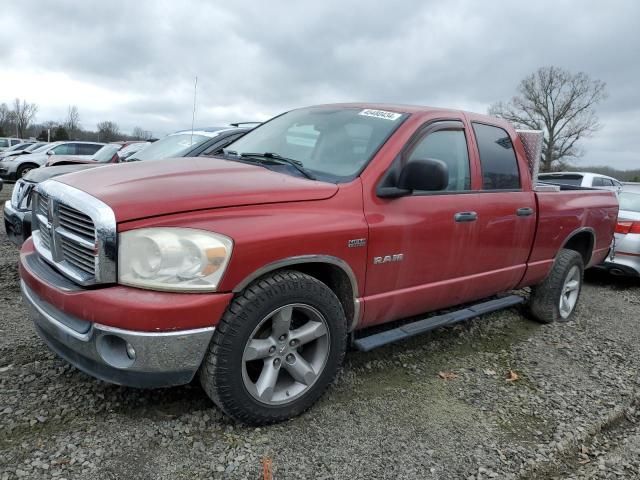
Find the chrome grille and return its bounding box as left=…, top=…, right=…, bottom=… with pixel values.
left=11, top=179, right=36, bottom=211
left=58, top=204, right=96, bottom=241
left=60, top=236, right=96, bottom=275
left=31, top=181, right=117, bottom=286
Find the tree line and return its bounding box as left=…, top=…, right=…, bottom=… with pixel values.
left=0, top=100, right=153, bottom=143
left=0, top=66, right=615, bottom=172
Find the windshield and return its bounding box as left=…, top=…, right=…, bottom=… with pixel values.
left=223, top=106, right=408, bottom=181
left=25, top=143, right=45, bottom=152
left=92, top=144, right=121, bottom=162
left=4, top=142, right=31, bottom=152
left=118, top=142, right=149, bottom=159
left=538, top=174, right=583, bottom=186
left=128, top=134, right=210, bottom=161
left=619, top=192, right=640, bottom=212
left=32, top=143, right=58, bottom=153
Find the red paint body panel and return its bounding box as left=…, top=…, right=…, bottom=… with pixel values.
left=20, top=103, right=618, bottom=334
left=20, top=239, right=233, bottom=332
left=56, top=157, right=338, bottom=223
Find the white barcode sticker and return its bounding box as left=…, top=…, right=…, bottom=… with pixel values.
left=358, top=109, right=402, bottom=121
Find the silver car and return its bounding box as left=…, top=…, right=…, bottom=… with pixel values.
left=602, top=185, right=640, bottom=276
left=0, top=140, right=104, bottom=180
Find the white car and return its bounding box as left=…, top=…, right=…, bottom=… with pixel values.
left=0, top=137, right=23, bottom=152
left=538, top=172, right=623, bottom=195
left=0, top=140, right=104, bottom=180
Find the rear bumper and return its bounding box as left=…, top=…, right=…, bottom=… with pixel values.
left=601, top=253, right=640, bottom=276
left=3, top=200, right=32, bottom=247
left=22, top=280, right=214, bottom=387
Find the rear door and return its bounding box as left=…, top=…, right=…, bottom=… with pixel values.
left=464, top=122, right=536, bottom=291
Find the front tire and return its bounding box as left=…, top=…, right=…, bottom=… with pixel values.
left=529, top=249, right=584, bottom=323
left=200, top=271, right=347, bottom=425
left=17, top=163, right=38, bottom=178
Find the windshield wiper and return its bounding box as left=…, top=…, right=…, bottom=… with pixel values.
left=238, top=152, right=316, bottom=180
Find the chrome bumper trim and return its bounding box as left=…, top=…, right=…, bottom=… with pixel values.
left=21, top=280, right=215, bottom=387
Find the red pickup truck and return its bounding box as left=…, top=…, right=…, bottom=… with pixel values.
left=19, top=104, right=618, bottom=425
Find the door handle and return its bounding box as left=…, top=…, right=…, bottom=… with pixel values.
left=454, top=211, right=478, bottom=223
left=516, top=207, right=534, bottom=217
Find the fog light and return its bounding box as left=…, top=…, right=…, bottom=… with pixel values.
left=126, top=343, right=136, bottom=360
left=96, top=334, right=136, bottom=369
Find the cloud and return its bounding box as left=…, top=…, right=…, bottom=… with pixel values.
left=0, top=0, right=638, bottom=169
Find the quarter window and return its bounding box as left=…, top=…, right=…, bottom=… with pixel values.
left=408, top=129, right=471, bottom=191
left=472, top=123, right=521, bottom=190
left=77, top=143, right=103, bottom=155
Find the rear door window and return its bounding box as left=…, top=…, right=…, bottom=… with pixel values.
left=472, top=123, right=521, bottom=190
left=592, top=177, right=605, bottom=187
left=0, top=139, right=8, bottom=148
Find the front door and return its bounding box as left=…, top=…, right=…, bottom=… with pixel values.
left=362, top=119, right=485, bottom=327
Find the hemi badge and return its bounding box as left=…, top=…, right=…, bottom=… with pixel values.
left=348, top=238, right=367, bottom=248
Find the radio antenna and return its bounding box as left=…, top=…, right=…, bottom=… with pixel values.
left=190, top=76, right=198, bottom=145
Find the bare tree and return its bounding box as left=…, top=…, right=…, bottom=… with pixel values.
left=11, top=98, right=38, bottom=138
left=0, top=103, right=11, bottom=136
left=65, top=105, right=80, bottom=136
left=131, top=126, right=153, bottom=140
left=96, top=121, right=120, bottom=142
left=489, top=66, right=607, bottom=172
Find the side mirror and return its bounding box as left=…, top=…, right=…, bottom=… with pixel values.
left=46, top=150, right=54, bottom=155
left=398, top=158, right=449, bottom=192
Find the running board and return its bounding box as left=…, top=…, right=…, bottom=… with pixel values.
left=353, top=295, right=525, bottom=352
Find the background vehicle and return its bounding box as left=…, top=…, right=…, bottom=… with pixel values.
left=539, top=171, right=623, bottom=195
left=0, top=137, right=23, bottom=151
left=0, top=141, right=104, bottom=180
left=600, top=184, right=640, bottom=276
left=0, top=142, right=48, bottom=159
left=4, top=126, right=251, bottom=246
left=124, top=127, right=250, bottom=162
left=18, top=104, right=617, bottom=425
left=45, top=141, right=149, bottom=167
left=0, top=141, right=35, bottom=156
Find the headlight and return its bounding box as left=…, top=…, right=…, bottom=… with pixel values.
left=118, top=228, right=233, bottom=292
left=10, top=180, right=23, bottom=208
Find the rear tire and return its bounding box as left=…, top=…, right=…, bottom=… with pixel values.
left=200, top=270, right=347, bottom=425
left=529, top=249, right=584, bottom=323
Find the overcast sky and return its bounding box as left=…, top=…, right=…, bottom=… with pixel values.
left=1, top=0, right=638, bottom=169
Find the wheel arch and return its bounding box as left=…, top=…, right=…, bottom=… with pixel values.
left=232, top=255, right=361, bottom=331
left=560, top=227, right=595, bottom=266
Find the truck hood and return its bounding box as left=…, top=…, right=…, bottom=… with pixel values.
left=53, top=157, right=338, bottom=222
left=25, top=164, right=100, bottom=183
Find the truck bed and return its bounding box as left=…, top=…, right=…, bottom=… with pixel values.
left=518, top=188, right=618, bottom=287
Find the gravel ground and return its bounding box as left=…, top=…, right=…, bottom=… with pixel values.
left=0, top=182, right=639, bottom=479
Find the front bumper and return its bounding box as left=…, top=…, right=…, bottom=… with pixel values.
left=0, top=161, right=17, bottom=180
left=22, top=280, right=214, bottom=387
left=3, top=200, right=32, bottom=247
left=19, top=240, right=234, bottom=388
